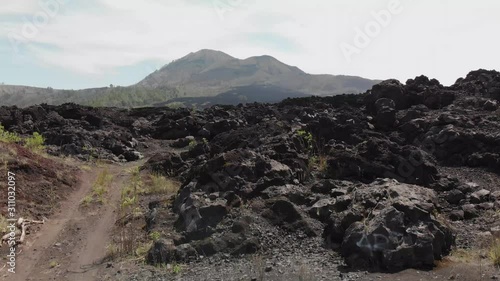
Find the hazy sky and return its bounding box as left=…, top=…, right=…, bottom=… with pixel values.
left=0, top=0, right=499, bottom=89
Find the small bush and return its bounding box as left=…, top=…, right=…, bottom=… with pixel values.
left=0, top=124, right=21, bottom=143
left=172, top=263, right=182, bottom=274
left=81, top=195, right=93, bottom=206
left=188, top=140, right=198, bottom=150
left=149, top=231, right=161, bottom=242
left=24, top=132, right=45, bottom=152
left=121, top=196, right=137, bottom=209
left=297, top=130, right=313, bottom=151
left=106, top=243, right=120, bottom=260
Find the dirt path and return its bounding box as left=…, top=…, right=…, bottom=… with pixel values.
left=12, top=161, right=143, bottom=281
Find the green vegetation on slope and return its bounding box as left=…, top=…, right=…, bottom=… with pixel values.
left=0, top=85, right=179, bottom=108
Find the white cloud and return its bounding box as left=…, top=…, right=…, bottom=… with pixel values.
left=1, top=0, right=499, bottom=85
left=0, top=0, right=40, bottom=15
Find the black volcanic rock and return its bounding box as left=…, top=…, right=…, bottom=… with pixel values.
left=2, top=69, right=500, bottom=274
left=329, top=179, right=454, bottom=271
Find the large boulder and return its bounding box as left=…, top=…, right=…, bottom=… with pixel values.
left=141, top=152, right=186, bottom=176
left=365, top=80, right=408, bottom=112
left=323, top=179, right=454, bottom=271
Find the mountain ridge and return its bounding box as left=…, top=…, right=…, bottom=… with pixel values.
left=138, top=49, right=376, bottom=97
left=0, top=49, right=380, bottom=107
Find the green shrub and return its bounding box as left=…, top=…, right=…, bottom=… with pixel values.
left=188, top=140, right=198, bottom=150
left=297, top=130, right=313, bottom=151
left=0, top=124, right=21, bottom=143
left=24, top=132, right=45, bottom=151
left=172, top=263, right=182, bottom=274
left=149, top=231, right=161, bottom=241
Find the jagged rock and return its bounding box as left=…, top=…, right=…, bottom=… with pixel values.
left=483, top=99, right=498, bottom=111
left=147, top=239, right=177, bottom=264
left=262, top=198, right=317, bottom=237
left=462, top=204, right=479, bottom=219
left=4, top=69, right=500, bottom=274
left=324, top=179, right=454, bottom=271
left=449, top=210, right=464, bottom=221
left=365, top=79, right=408, bottom=111
left=470, top=189, right=491, bottom=204
left=311, top=179, right=351, bottom=195
left=491, top=191, right=500, bottom=201
left=446, top=189, right=465, bottom=205
left=309, top=199, right=335, bottom=221
left=142, top=152, right=186, bottom=176
left=171, top=136, right=195, bottom=148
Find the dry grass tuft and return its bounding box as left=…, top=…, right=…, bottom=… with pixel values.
left=144, top=173, right=180, bottom=195
left=490, top=238, right=500, bottom=267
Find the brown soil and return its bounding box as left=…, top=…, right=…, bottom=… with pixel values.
left=1, top=158, right=144, bottom=281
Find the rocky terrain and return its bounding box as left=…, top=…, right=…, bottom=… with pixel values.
left=1, top=69, right=500, bottom=280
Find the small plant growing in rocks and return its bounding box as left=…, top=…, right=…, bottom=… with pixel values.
left=172, top=263, right=182, bottom=274
left=188, top=139, right=198, bottom=150
left=296, top=129, right=313, bottom=151
left=24, top=132, right=45, bottom=152
left=0, top=123, right=21, bottom=143
left=149, top=231, right=161, bottom=242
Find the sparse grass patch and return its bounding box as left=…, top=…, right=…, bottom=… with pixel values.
left=80, top=165, right=92, bottom=171
left=93, top=184, right=107, bottom=204
left=135, top=241, right=153, bottom=259
left=106, top=243, right=120, bottom=260
left=81, top=195, right=93, bottom=206
left=144, top=173, right=180, bottom=195
left=120, top=196, right=137, bottom=210
left=0, top=214, right=8, bottom=234
left=132, top=206, right=143, bottom=218
left=490, top=238, right=500, bottom=267
left=450, top=248, right=481, bottom=263
left=120, top=169, right=142, bottom=211
left=106, top=230, right=138, bottom=260
left=316, top=155, right=328, bottom=172
left=95, top=168, right=113, bottom=187
left=251, top=255, right=265, bottom=281
left=81, top=168, right=113, bottom=205
left=298, top=262, right=315, bottom=281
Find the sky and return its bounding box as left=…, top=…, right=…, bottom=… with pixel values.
left=0, top=0, right=499, bottom=89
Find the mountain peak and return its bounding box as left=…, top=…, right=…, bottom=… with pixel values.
left=182, top=49, right=235, bottom=61
left=139, top=49, right=378, bottom=96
